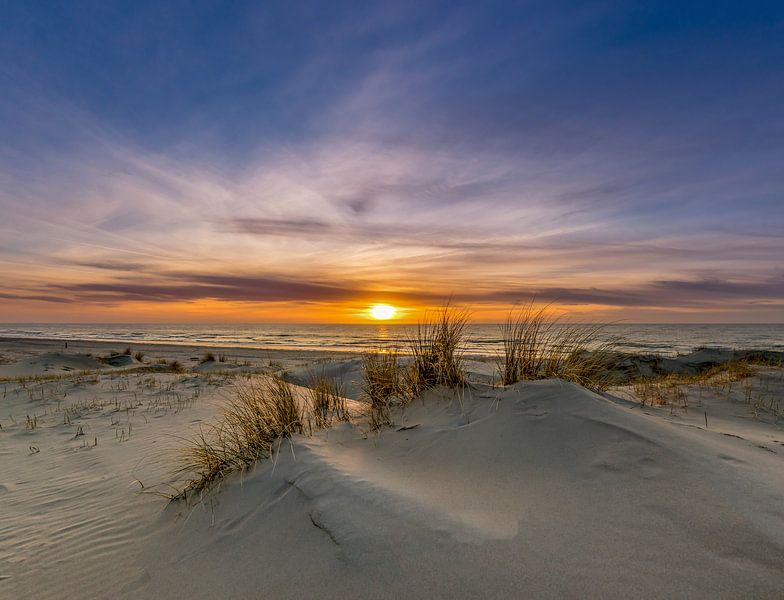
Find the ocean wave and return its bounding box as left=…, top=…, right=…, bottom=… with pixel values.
left=1, top=324, right=783, bottom=357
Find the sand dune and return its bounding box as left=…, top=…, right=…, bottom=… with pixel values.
left=0, top=352, right=108, bottom=378
left=1, top=343, right=783, bottom=599
left=0, top=368, right=226, bottom=598
left=141, top=381, right=784, bottom=599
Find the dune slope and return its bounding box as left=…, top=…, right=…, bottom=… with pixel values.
left=0, top=352, right=108, bottom=378
left=138, top=380, right=784, bottom=599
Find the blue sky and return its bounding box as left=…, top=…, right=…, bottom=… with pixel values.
left=1, top=1, right=783, bottom=322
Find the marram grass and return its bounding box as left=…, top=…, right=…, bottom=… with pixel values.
left=405, top=305, right=469, bottom=397
left=496, top=301, right=618, bottom=390
left=175, top=375, right=308, bottom=498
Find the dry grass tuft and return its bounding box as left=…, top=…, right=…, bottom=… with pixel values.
left=306, top=372, right=349, bottom=428
left=630, top=360, right=756, bottom=410
left=176, top=376, right=306, bottom=497
left=133, top=351, right=145, bottom=362
left=744, top=354, right=784, bottom=368
left=361, top=351, right=402, bottom=430
left=632, top=376, right=688, bottom=409
left=497, top=301, right=549, bottom=385
left=543, top=325, right=618, bottom=390
left=496, top=301, right=617, bottom=390
left=702, top=360, right=754, bottom=382
left=168, top=360, right=185, bottom=373
left=200, top=351, right=216, bottom=364
left=405, top=305, right=469, bottom=397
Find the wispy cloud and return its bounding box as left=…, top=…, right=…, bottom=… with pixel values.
left=8, top=269, right=777, bottom=317
left=1, top=2, right=783, bottom=321
left=0, top=292, right=74, bottom=304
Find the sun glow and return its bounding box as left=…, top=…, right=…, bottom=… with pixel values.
left=368, top=303, right=397, bottom=320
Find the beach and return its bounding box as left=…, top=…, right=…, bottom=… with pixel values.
left=1, top=335, right=783, bottom=598
left=5, top=2, right=784, bottom=597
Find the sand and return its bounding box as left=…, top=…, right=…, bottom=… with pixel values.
left=1, top=337, right=783, bottom=599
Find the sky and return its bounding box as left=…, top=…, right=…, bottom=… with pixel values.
left=1, top=0, right=783, bottom=323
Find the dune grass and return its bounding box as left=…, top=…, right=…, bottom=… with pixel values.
left=631, top=360, right=756, bottom=409
left=497, top=301, right=550, bottom=386
left=358, top=306, right=469, bottom=429
left=702, top=360, right=754, bottom=382
left=168, top=360, right=185, bottom=373
left=405, top=305, right=469, bottom=397
left=200, top=351, right=216, bottom=364
left=176, top=371, right=353, bottom=497
left=543, top=324, right=619, bottom=390
left=496, top=302, right=618, bottom=390
left=176, top=376, right=307, bottom=498
left=744, top=353, right=784, bottom=368
left=306, top=371, right=349, bottom=428
left=631, top=375, right=688, bottom=409
left=361, top=351, right=402, bottom=429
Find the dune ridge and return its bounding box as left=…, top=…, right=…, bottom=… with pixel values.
left=1, top=338, right=783, bottom=599
left=139, top=380, right=784, bottom=599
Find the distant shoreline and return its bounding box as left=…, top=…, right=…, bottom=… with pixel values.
left=3, top=322, right=784, bottom=359
left=2, top=334, right=783, bottom=365
left=0, top=335, right=359, bottom=360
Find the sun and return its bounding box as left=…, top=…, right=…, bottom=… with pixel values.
left=368, top=303, right=397, bottom=320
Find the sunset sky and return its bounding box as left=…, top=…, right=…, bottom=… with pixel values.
left=1, top=1, right=783, bottom=323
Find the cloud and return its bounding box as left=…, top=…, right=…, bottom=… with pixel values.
left=0, top=292, right=73, bottom=304
left=1, top=2, right=783, bottom=320
left=64, top=259, right=150, bottom=272
left=2, top=270, right=769, bottom=314
left=461, top=277, right=784, bottom=309
left=648, top=277, right=784, bottom=304
left=52, top=274, right=360, bottom=304
left=223, top=218, right=334, bottom=238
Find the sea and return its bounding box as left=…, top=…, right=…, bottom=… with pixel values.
left=1, top=323, right=783, bottom=357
